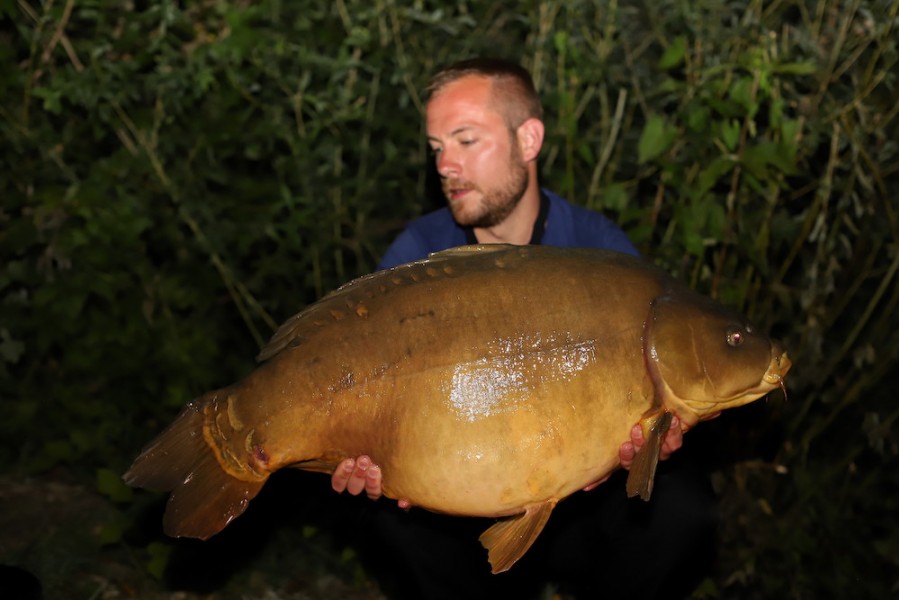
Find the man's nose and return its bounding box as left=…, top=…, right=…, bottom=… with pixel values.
left=436, top=148, right=459, bottom=178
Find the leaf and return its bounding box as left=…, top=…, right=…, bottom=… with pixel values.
left=599, top=183, right=628, bottom=212
left=772, top=61, right=818, bottom=75
left=0, top=329, right=24, bottom=363
left=147, top=542, right=174, bottom=580
left=705, top=200, right=726, bottom=239
left=721, top=119, right=741, bottom=152
left=698, top=156, right=735, bottom=195
left=781, top=117, right=802, bottom=144
left=98, top=520, right=125, bottom=546
left=32, top=86, right=63, bottom=114
left=97, top=467, right=134, bottom=503
left=576, top=142, right=595, bottom=165
left=729, top=77, right=757, bottom=116
left=638, top=114, right=678, bottom=164
left=658, top=36, right=687, bottom=70
left=742, top=142, right=800, bottom=178
left=553, top=31, right=568, bottom=54
left=686, top=105, right=710, bottom=133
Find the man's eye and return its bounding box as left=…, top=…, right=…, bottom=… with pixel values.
left=460, top=139, right=476, bottom=146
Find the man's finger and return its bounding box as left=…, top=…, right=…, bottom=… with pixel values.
left=331, top=458, right=356, bottom=493
left=619, top=441, right=636, bottom=470
left=346, top=455, right=372, bottom=495
left=630, top=423, right=644, bottom=451
left=364, top=464, right=382, bottom=500
left=660, top=415, right=683, bottom=459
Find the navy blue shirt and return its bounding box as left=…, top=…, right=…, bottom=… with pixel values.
left=378, top=188, right=638, bottom=269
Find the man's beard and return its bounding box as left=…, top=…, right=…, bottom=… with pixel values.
left=443, top=151, right=529, bottom=229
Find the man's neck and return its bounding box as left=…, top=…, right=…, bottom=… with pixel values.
left=472, top=184, right=542, bottom=245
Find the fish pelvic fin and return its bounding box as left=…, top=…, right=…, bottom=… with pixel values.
left=479, top=500, right=556, bottom=574
left=123, top=400, right=266, bottom=540
left=625, top=409, right=673, bottom=500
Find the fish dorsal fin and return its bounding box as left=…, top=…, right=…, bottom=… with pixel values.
left=478, top=500, right=556, bottom=574
left=257, top=244, right=525, bottom=362
left=255, top=273, right=383, bottom=362
left=625, top=408, right=673, bottom=500
left=427, top=243, right=518, bottom=259
left=256, top=245, right=519, bottom=363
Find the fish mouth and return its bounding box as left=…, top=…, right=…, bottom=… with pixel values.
left=761, top=349, right=791, bottom=402
left=740, top=347, right=791, bottom=398
left=683, top=347, right=793, bottom=417
left=763, top=347, right=792, bottom=385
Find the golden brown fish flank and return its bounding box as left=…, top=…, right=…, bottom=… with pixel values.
left=124, top=244, right=791, bottom=573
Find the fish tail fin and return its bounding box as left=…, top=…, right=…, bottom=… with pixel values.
left=123, top=399, right=265, bottom=540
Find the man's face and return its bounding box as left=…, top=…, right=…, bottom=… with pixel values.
left=426, top=76, right=529, bottom=228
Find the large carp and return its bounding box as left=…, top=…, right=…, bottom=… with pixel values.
left=124, top=245, right=791, bottom=573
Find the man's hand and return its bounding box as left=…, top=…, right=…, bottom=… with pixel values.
left=619, top=414, right=684, bottom=469
left=331, top=455, right=381, bottom=499
left=332, top=414, right=687, bottom=502
left=582, top=414, right=684, bottom=492
left=331, top=455, right=411, bottom=509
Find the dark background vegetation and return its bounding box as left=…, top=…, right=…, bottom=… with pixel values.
left=2, top=0, right=897, bottom=598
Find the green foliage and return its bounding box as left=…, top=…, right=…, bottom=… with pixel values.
left=96, top=467, right=133, bottom=503
left=1, top=0, right=897, bottom=597
left=146, top=541, right=174, bottom=580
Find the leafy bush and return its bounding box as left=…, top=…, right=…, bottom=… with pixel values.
left=1, top=0, right=897, bottom=597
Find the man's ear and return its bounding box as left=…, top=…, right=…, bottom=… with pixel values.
left=516, top=118, right=545, bottom=162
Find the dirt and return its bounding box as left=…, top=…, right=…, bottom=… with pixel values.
left=0, top=474, right=386, bottom=600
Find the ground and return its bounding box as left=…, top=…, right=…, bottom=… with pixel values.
left=0, top=473, right=386, bottom=600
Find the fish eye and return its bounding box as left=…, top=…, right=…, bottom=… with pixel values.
left=726, top=328, right=745, bottom=347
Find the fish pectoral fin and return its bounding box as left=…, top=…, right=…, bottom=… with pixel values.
left=291, top=458, right=341, bottom=474
left=478, top=500, right=556, bottom=574
left=626, top=409, right=673, bottom=501
left=291, top=450, right=353, bottom=474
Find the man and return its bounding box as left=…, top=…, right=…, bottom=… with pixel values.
left=331, top=58, right=714, bottom=599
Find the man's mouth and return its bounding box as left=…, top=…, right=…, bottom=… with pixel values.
left=444, top=181, right=475, bottom=202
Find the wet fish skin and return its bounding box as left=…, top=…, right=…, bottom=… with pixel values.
left=124, top=244, right=791, bottom=573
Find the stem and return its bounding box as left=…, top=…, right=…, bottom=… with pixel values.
left=111, top=101, right=277, bottom=347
